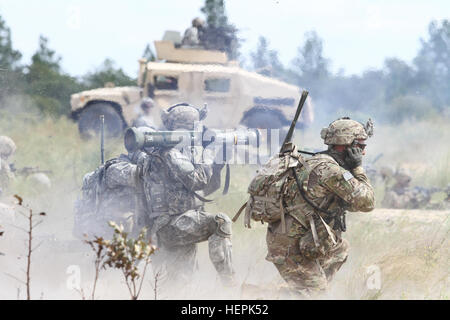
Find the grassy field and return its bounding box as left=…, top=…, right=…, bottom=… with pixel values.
left=0, top=111, right=449, bottom=299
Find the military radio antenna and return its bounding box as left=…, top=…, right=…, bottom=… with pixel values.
left=100, top=115, right=105, bottom=165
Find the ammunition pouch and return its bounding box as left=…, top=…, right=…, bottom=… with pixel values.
left=214, top=212, right=232, bottom=237
left=299, top=214, right=339, bottom=259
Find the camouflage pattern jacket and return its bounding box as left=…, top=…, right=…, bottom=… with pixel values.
left=268, top=153, right=375, bottom=244
left=0, top=158, right=14, bottom=194
left=141, top=146, right=214, bottom=219
left=132, top=113, right=157, bottom=129
left=382, top=185, right=433, bottom=209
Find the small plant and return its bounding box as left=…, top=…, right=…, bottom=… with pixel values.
left=150, top=270, right=163, bottom=300
left=84, top=221, right=156, bottom=300
left=84, top=235, right=109, bottom=300
left=7, top=195, right=46, bottom=300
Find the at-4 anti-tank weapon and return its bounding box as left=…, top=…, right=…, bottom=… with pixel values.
left=124, top=127, right=261, bottom=153
left=124, top=126, right=261, bottom=164
left=125, top=125, right=262, bottom=202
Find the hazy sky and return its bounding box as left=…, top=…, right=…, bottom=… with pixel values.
left=0, top=0, right=448, bottom=78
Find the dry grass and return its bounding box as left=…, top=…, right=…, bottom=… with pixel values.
left=0, top=112, right=449, bottom=299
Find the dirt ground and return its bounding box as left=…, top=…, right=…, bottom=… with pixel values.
left=0, top=116, right=448, bottom=299
left=1, top=206, right=448, bottom=300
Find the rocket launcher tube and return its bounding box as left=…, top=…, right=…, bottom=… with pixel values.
left=124, top=127, right=261, bottom=153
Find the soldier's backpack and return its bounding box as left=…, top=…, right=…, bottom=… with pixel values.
left=73, top=157, right=124, bottom=238
left=233, top=147, right=312, bottom=233
left=233, top=148, right=342, bottom=259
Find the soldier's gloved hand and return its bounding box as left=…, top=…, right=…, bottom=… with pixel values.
left=344, top=146, right=363, bottom=169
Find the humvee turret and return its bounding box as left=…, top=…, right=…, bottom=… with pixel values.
left=70, top=35, right=313, bottom=137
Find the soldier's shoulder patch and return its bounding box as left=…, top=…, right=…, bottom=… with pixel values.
left=343, top=171, right=354, bottom=181
left=320, top=166, right=354, bottom=193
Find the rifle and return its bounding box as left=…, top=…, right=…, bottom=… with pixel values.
left=232, top=91, right=314, bottom=225
left=412, top=186, right=442, bottom=198
left=279, top=90, right=309, bottom=153
left=281, top=91, right=347, bottom=235
left=9, top=164, right=52, bottom=178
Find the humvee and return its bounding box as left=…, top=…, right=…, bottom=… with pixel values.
left=70, top=36, right=313, bottom=137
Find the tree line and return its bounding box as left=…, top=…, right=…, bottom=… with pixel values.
left=248, top=21, right=450, bottom=124
left=0, top=15, right=139, bottom=117
left=0, top=0, right=449, bottom=124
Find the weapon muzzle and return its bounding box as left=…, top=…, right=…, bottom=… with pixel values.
left=209, top=128, right=260, bottom=147
left=124, top=127, right=146, bottom=152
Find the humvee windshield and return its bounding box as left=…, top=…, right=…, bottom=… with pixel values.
left=204, top=78, right=231, bottom=93
left=154, top=75, right=178, bottom=90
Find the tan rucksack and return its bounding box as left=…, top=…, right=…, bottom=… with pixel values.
left=233, top=147, right=312, bottom=232
left=233, top=148, right=342, bottom=258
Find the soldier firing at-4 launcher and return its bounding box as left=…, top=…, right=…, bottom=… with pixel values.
left=75, top=102, right=245, bottom=292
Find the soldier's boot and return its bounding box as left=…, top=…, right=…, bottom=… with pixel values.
left=208, top=213, right=236, bottom=287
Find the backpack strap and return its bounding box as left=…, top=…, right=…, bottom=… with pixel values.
left=94, top=158, right=122, bottom=214
left=244, top=197, right=252, bottom=228
left=280, top=198, right=286, bottom=233
left=307, top=214, right=320, bottom=248
left=291, top=161, right=341, bottom=242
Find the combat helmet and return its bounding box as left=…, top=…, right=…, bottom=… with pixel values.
left=320, top=117, right=373, bottom=145
left=0, top=136, right=16, bottom=160
left=140, top=97, right=155, bottom=111
left=192, top=17, right=205, bottom=28
left=161, top=103, right=208, bottom=130
left=394, top=167, right=411, bottom=186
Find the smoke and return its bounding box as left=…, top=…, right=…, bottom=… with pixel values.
left=0, top=92, right=449, bottom=300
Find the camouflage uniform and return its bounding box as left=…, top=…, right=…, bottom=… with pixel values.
left=264, top=118, right=375, bottom=296
left=132, top=98, right=157, bottom=129
left=0, top=136, right=16, bottom=196
left=181, top=18, right=205, bottom=48
left=138, top=103, right=234, bottom=287
left=381, top=169, right=433, bottom=209
left=74, top=151, right=145, bottom=239
left=441, top=184, right=450, bottom=210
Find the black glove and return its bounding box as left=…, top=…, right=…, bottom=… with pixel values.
left=344, top=146, right=363, bottom=169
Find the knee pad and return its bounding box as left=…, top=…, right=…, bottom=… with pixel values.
left=214, top=212, right=232, bottom=237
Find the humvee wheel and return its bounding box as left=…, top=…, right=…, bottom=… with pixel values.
left=241, top=108, right=289, bottom=149
left=240, top=108, right=286, bottom=129
left=78, top=103, right=124, bottom=139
